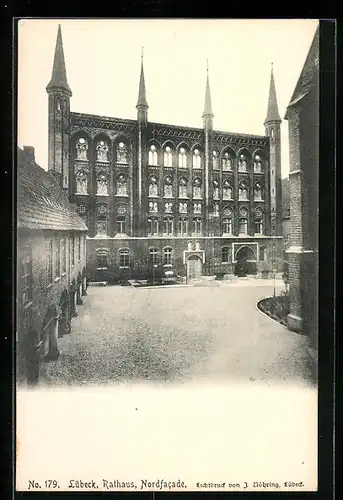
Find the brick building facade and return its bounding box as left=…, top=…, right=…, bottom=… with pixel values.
left=285, top=26, right=319, bottom=346
left=17, top=146, right=88, bottom=383
left=46, top=25, right=284, bottom=284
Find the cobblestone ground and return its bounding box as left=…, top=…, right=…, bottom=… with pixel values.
left=40, top=280, right=315, bottom=387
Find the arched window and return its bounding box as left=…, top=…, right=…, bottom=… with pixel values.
left=178, top=177, right=188, bottom=198
left=254, top=208, right=264, bottom=234
left=254, top=182, right=263, bottom=201
left=193, top=218, right=202, bottom=235
left=75, top=170, right=88, bottom=194
left=194, top=203, right=201, bottom=214
left=149, top=248, right=159, bottom=266
left=163, top=247, right=173, bottom=266
left=238, top=181, right=248, bottom=200
left=96, top=140, right=109, bottom=162
left=119, top=249, right=131, bottom=268
left=222, top=152, right=232, bottom=171
left=148, top=176, right=158, bottom=197
left=148, top=145, right=158, bottom=166
left=213, top=151, right=219, bottom=170
left=164, top=146, right=173, bottom=167
left=163, top=176, right=173, bottom=198
left=222, top=247, right=230, bottom=263
left=116, top=142, right=128, bottom=163
left=193, top=178, right=202, bottom=199
left=271, top=128, right=274, bottom=139
left=222, top=218, right=232, bottom=235
left=253, top=154, right=263, bottom=173
left=164, top=202, right=173, bottom=213
left=163, top=218, right=173, bottom=235
left=179, top=202, right=188, bottom=214
left=178, top=147, right=187, bottom=168
left=149, top=201, right=158, bottom=213
left=96, top=249, right=108, bottom=269
left=76, top=137, right=88, bottom=161
left=148, top=217, right=159, bottom=235
left=96, top=173, right=108, bottom=195
left=192, top=149, right=202, bottom=169
left=96, top=216, right=107, bottom=236
left=238, top=154, right=248, bottom=172
left=56, top=98, right=61, bottom=112
left=213, top=180, right=219, bottom=200
left=178, top=218, right=188, bottom=235
left=116, top=174, right=128, bottom=196
left=223, top=180, right=232, bottom=200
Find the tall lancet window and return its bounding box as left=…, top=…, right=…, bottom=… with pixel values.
left=75, top=170, right=88, bottom=194
left=178, top=148, right=187, bottom=168
left=253, top=154, right=263, bottom=173
left=192, top=149, right=202, bottom=169
left=164, top=146, right=173, bottom=167
left=116, top=174, right=128, bottom=196
left=164, top=177, right=173, bottom=198
left=148, top=176, right=158, bottom=197
left=148, top=145, right=158, bottom=166
left=96, top=140, right=109, bottom=162
left=76, top=138, right=88, bottom=161
left=117, top=142, right=128, bottom=163
left=238, top=154, right=248, bottom=172
left=222, top=152, right=232, bottom=171
left=96, top=173, right=108, bottom=195
left=239, top=181, right=249, bottom=200
left=254, top=207, right=264, bottom=234
left=213, top=151, right=219, bottom=169
left=223, top=180, right=232, bottom=200
left=254, top=182, right=263, bottom=201
left=179, top=178, right=188, bottom=198
left=193, top=178, right=202, bottom=199
left=213, top=180, right=219, bottom=200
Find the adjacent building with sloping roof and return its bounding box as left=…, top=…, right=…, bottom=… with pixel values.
left=17, top=146, right=88, bottom=384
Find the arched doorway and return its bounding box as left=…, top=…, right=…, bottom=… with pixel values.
left=235, top=246, right=256, bottom=276
left=187, top=255, right=202, bottom=280
left=41, top=305, right=60, bottom=362
left=58, top=290, right=71, bottom=337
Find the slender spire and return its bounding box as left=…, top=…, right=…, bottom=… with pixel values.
left=202, top=59, right=214, bottom=118
left=136, top=47, right=148, bottom=108
left=46, top=24, right=72, bottom=96
left=264, top=63, right=281, bottom=123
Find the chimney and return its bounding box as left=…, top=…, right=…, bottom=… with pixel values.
left=23, top=146, right=35, bottom=167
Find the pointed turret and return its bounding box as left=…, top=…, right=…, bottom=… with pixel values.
left=202, top=60, right=214, bottom=119
left=264, top=63, right=281, bottom=124
left=136, top=48, right=148, bottom=109
left=46, top=24, right=72, bottom=96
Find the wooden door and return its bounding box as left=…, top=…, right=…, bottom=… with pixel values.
left=187, top=256, right=202, bottom=280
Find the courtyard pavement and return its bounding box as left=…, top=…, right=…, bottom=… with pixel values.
left=40, top=279, right=315, bottom=387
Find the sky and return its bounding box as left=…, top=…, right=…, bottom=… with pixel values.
left=17, top=18, right=319, bottom=179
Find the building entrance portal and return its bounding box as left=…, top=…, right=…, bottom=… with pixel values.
left=187, top=255, right=202, bottom=280
left=234, top=246, right=256, bottom=276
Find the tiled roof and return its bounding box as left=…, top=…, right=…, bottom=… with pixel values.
left=282, top=177, right=290, bottom=219
left=17, top=148, right=87, bottom=232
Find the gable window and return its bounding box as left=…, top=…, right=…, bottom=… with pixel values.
left=46, top=239, right=53, bottom=282
left=148, top=145, right=158, bottom=166
left=222, top=247, right=230, bottom=263
left=119, top=249, right=131, bottom=268
left=163, top=247, right=173, bottom=266
left=96, top=250, right=108, bottom=269
left=178, top=147, right=187, bottom=168
left=20, top=243, right=32, bottom=306
left=164, top=146, right=173, bottom=167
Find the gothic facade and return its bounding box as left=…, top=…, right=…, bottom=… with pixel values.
left=46, top=25, right=283, bottom=282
